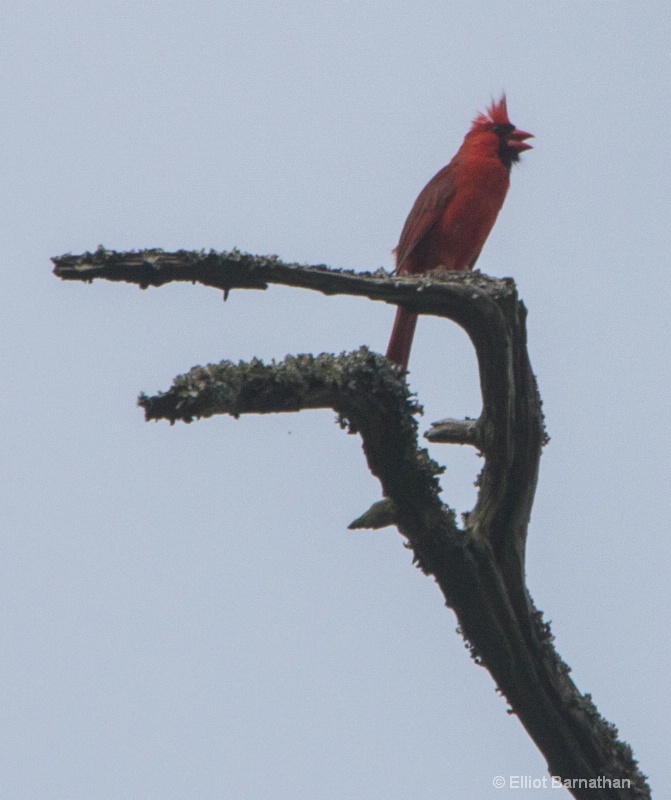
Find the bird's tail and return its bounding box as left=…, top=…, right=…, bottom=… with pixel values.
left=385, top=306, right=417, bottom=369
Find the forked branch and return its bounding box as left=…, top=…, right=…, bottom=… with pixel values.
left=53, top=248, right=650, bottom=799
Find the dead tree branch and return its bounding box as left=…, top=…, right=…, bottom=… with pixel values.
left=53, top=248, right=650, bottom=799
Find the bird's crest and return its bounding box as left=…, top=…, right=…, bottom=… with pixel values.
left=472, top=94, right=512, bottom=128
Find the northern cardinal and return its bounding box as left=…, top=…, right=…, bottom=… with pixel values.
left=386, top=95, right=532, bottom=369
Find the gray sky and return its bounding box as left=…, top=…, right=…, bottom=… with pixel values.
left=2, top=1, right=669, bottom=797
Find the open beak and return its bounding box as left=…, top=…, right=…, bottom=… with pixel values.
left=508, top=128, right=534, bottom=153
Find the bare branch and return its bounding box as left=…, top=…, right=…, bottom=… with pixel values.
left=52, top=245, right=516, bottom=312
left=56, top=248, right=650, bottom=798
left=139, top=349, right=647, bottom=799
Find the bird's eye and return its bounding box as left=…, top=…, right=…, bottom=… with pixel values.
left=492, top=123, right=514, bottom=137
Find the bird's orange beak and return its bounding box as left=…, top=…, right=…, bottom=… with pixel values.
left=508, top=128, right=534, bottom=153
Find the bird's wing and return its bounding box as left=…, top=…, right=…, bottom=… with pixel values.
left=395, top=162, right=457, bottom=274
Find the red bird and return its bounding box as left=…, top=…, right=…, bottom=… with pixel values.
left=386, top=95, right=532, bottom=369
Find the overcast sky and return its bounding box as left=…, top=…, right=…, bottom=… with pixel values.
left=2, top=2, right=670, bottom=798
